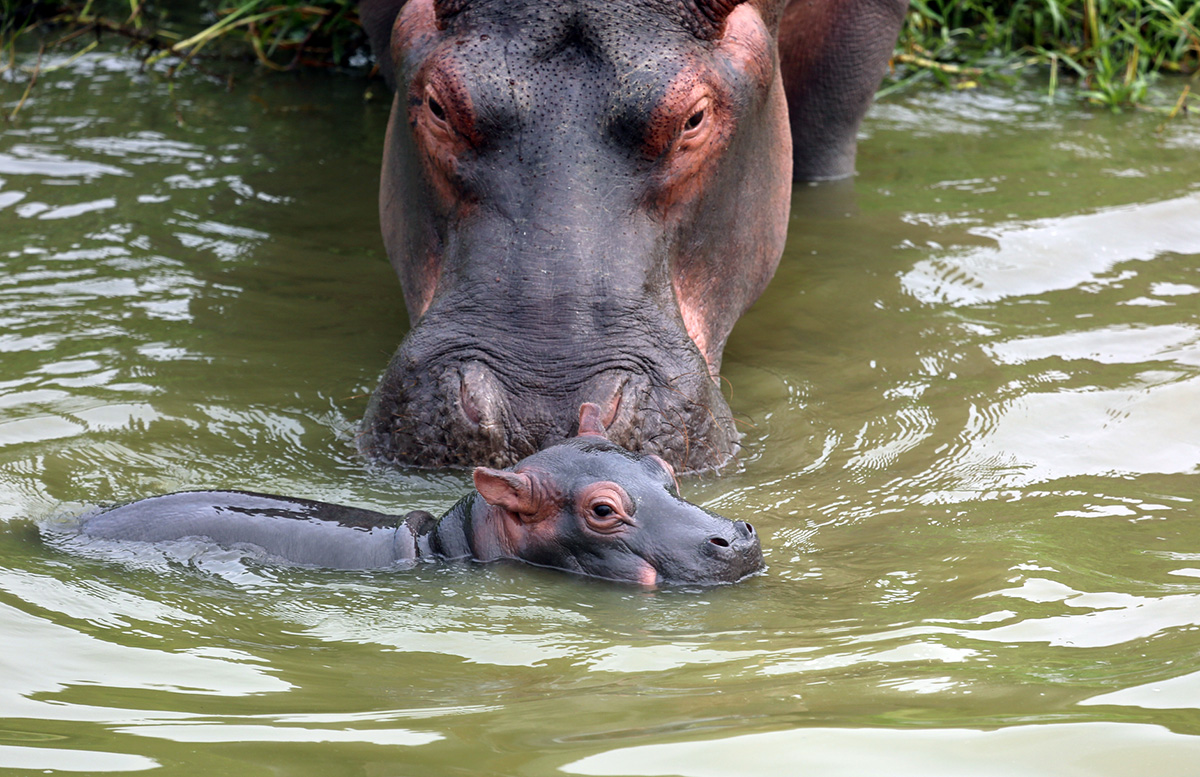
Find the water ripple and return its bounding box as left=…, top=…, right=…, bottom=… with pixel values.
left=902, top=191, right=1200, bottom=306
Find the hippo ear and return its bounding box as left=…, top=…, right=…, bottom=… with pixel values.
left=358, top=0, right=406, bottom=90
left=576, top=402, right=609, bottom=439
left=687, top=0, right=748, bottom=38
left=650, top=454, right=681, bottom=492
left=432, top=0, right=469, bottom=28
left=473, top=467, right=540, bottom=517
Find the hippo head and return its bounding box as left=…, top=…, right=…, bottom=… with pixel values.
left=464, top=403, right=764, bottom=585
left=359, top=0, right=792, bottom=472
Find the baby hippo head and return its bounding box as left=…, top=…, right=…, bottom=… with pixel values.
left=470, top=404, right=764, bottom=586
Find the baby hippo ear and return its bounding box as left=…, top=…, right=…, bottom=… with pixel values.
left=577, top=402, right=609, bottom=439
left=650, top=454, right=681, bottom=492
left=473, top=468, right=539, bottom=517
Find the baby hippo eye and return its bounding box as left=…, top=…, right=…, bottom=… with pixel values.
left=579, top=482, right=633, bottom=535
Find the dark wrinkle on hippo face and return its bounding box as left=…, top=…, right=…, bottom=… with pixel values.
left=470, top=434, right=764, bottom=586
left=362, top=0, right=792, bottom=472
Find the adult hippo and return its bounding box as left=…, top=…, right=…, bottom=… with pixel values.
left=357, top=0, right=907, bottom=471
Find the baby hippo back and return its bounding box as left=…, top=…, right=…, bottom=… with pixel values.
left=82, top=491, right=415, bottom=570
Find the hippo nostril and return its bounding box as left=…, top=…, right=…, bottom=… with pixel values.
left=458, top=362, right=504, bottom=432
left=709, top=536, right=730, bottom=548
left=579, top=372, right=628, bottom=435
left=744, top=522, right=755, bottom=535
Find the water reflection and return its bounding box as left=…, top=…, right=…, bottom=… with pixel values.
left=1082, top=670, right=1200, bottom=710
left=902, top=192, right=1200, bottom=306
left=563, top=723, right=1200, bottom=777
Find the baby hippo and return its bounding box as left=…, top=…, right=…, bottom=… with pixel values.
left=81, top=405, right=763, bottom=586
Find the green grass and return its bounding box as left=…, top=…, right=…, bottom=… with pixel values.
left=890, top=0, right=1200, bottom=111
left=4, top=0, right=1199, bottom=113
left=1, top=1, right=365, bottom=76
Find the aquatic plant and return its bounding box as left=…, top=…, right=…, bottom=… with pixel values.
left=1, top=1, right=367, bottom=75
left=3, top=0, right=1198, bottom=113
left=892, top=0, right=1200, bottom=111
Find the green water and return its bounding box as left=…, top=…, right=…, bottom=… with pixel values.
left=2, top=49, right=1200, bottom=776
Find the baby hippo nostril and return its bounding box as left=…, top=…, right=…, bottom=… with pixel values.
left=743, top=522, right=755, bottom=536
left=709, top=536, right=731, bottom=548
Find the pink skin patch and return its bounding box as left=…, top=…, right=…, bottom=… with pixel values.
left=675, top=299, right=713, bottom=369
left=656, top=5, right=781, bottom=371
left=415, top=250, right=441, bottom=319
left=393, top=0, right=486, bottom=320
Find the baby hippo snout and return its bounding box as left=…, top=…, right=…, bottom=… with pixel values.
left=706, top=520, right=757, bottom=551
left=708, top=520, right=755, bottom=548
left=701, top=520, right=762, bottom=580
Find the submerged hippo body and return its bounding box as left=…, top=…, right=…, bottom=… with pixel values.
left=80, top=405, right=763, bottom=586
left=357, top=0, right=907, bottom=472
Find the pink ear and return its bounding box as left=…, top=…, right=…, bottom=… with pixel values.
left=577, top=402, right=608, bottom=438
left=473, top=468, right=538, bottom=515
left=687, top=0, right=747, bottom=39
left=650, top=454, right=680, bottom=491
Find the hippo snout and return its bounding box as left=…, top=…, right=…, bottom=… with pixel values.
left=707, top=520, right=756, bottom=549
left=700, top=520, right=763, bottom=578
left=364, top=347, right=738, bottom=472
left=640, top=506, right=763, bottom=586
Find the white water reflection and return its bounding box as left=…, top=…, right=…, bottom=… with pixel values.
left=760, top=641, right=977, bottom=677
left=0, top=148, right=128, bottom=179
left=113, top=722, right=440, bottom=746
left=72, top=133, right=208, bottom=163
left=952, top=376, right=1200, bottom=486
left=0, top=745, right=156, bottom=773
left=902, top=191, right=1200, bottom=306
left=974, top=581, right=1200, bottom=648
left=588, top=643, right=768, bottom=673
left=289, top=604, right=586, bottom=667
left=0, top=602, right=291, bottom=722
left=1081, top=670, right=1200, bottom=710
left=987, top=324, right=1200, bottom=367
left=563, top=723, right=1200, bottom=777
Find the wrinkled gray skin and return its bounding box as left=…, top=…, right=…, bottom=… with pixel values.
left=78, top=433, right=762, bottom=586
left=358, top=0, right=907, bottom=472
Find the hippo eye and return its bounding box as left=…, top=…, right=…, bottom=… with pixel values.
left=428, top=95, right=447, bottom=122
left=586, top=501, right=627, bottom=535
left=579, top=482, right=634, bottom=535
left=678, top=96, right=711, bottom=143
left=422, top=84, right=454, bottom=135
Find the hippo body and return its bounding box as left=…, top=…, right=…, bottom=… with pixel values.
left=356, top=0, right=907, bottom=472
left=79, top=406, right=763, bottom=586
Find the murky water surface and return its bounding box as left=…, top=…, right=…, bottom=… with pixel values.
left=3, top=50, right=1200, bottom=776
